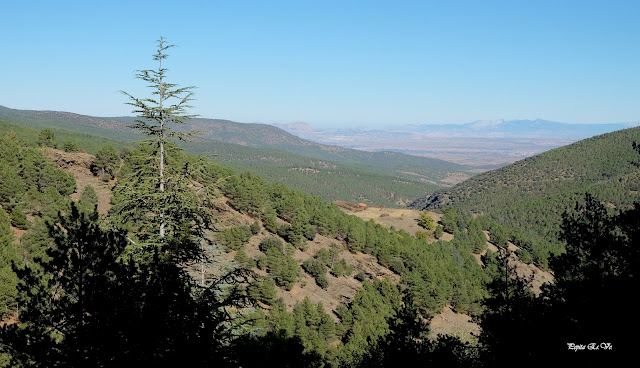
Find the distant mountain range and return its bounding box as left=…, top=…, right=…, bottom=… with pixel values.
left=273, top=119, right=640, bottom=166
left=407, top=119, right=639, bottom=139
left=275, top=119, right=639, bottom=140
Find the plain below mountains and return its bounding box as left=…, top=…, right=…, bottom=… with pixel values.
left=275, top=119, right=639, bottom=166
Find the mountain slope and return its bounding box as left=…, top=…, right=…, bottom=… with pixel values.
left=0, top=106, right=473, bottom=206
left=418, top=126, right=640, bottom=211
left=109, top=115, right=469, bottom=172
left=413, top=126, right=640, bottom=267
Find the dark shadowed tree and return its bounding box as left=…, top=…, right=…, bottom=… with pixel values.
left=90, top=145, right=119, bottom=179
left=0, top=205, right=257, bottom=367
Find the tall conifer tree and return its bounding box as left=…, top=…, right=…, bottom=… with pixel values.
left=115, top=38, right=208, bottom=261
left=120, top=37, right=197, bottom=239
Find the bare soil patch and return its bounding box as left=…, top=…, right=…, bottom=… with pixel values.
left=44, top=148, right=112, bottom=214
left=474, top=231, right=553, bottom=294
left=340, top=206, right=426, bottom=236
left=429, top=305, right=480, bottom=343
left=211, top=200, right=401, bottom=317
left=507, top=252, right=554, bottom=295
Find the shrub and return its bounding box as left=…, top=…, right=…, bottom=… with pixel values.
left=259, top=236, right=284, bottom=254
left=302, top=258, right=328, bottom=289
left=250, top=220, right=260, bottom=235
left=62, top=141, right=79, bottom=152
left=330, top=258, right=353, bottom=277
left=418, top=210, right=435, bottom=230
left=11, top=205, right=29, bottom=230
left=434, top=225, right=444, bottom=239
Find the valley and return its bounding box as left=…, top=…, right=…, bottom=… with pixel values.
left=0, top=107, right=640, bottom=368
left=1, top=111, right=637, bottom=366
left=0, top=106, right=473, bottom=207
left=274, top=120, right=638, bottom=166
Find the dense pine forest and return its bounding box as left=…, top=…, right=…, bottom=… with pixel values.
left=1, top=39, right=637, bottom=367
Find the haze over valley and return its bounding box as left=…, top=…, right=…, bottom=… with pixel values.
left=274, top=119, right=639, bottom=166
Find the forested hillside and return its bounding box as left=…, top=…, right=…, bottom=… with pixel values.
left=0, top=106, right=473, bottom=207
left=2, top=124, right=636, bottom=366
left=414, top=127, right=640, bottom=268
left=0, top=126, right=490, bottom=366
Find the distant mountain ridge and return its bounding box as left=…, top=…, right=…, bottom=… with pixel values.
left=276, top=118, right=639, bottom=140
left=273, top=118, right=639, bottom=166
left=0, top=105, right=473, bottom=207
left=106, top=116, right=467, bottom=171
left=408, top=119, right=639, bottom=139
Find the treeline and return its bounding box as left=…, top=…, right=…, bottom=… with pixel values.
left=0, top=119, right=125, bottom=155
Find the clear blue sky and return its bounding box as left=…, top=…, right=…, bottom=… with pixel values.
left=2, top=0, right=639, bottom=128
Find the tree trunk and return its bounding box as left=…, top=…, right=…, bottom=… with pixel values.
left=159, top=56, right=166, bottom=239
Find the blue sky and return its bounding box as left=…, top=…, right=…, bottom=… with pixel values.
left=1, top=0, right=639, bottom=128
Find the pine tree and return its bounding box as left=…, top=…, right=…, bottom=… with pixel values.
left=0, top=209, right=19, bottom=318
left=78, top=185, right=99, bottom=213
left=37, top=129, right=56, bottom=148
left=62, top=141, right=78, bottom=152
left=115, top=38, right=209, bottom=262
left=120, top=37, right=197, bottom=240
left=90, top=145, right=119, bottom=179
left=418, top=210, right=435, bottom=230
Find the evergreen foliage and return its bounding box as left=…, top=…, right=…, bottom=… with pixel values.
left=418, top=210, right=435, bottom=230
left=258, top=236, right=284, bottom=253
left=440, top=207, right=460, bottom=234
left=218, top=225, right=253, bottom=251
left=78, top=185, right=99, bottom=213
left=90, top=145, right=119, bottom=179
left=110, top=143, right=211, bottom=261
left=261, top=245, right=299, bottom=291
left=0, top=210, right=19, bottom=318
left=247, top=276, right=277, bottom=305
left=114, top=37, right=205, bottom=258
left=233, top=247, right=257, bottom=269
left=302, top=257, right=329, bottom=289
left=0, top=206, right=258, bottom=367
left=62, top=140, right=78, bottom=152
left=37, top=129, right=55, bottom=148
left=330, top=258, right=354, bottom=277
left=9, top=206, right=28, bottom=230
left=434, top=225, right=443, bottom=239
left=424, top=127, right=640, bottom=269
left=221, top=163, right=488, bottom=316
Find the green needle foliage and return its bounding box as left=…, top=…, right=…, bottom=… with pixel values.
left=90, top=145, right=119, bottom=179
left=37, top=129, right=55, bottom=148
left=119, top=37, right=198, bottom=241
left=114, top=38, right=210, bottom=262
